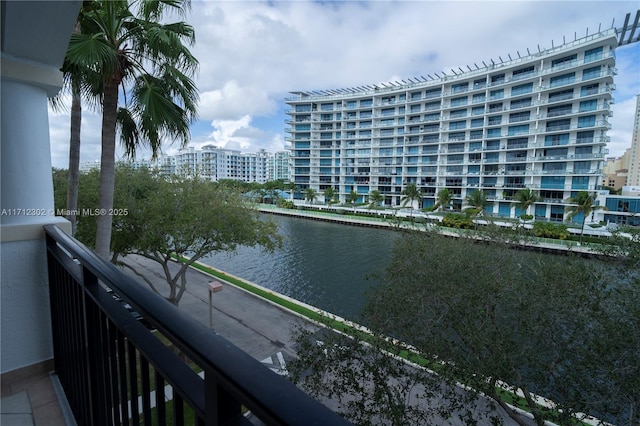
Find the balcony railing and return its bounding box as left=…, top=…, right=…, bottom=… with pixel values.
left=44, top=224, right=349, bottom=426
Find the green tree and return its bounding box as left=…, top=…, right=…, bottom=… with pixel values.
left=64, top=0, right=199, bottom=257
left=290, top=229, right=639, bottom=425
left=346, top=190, right=359, bottom=212
left=111, top=168, right=281, bottom=305
left=304, top=187, right=318, bottom=205
left=368, top=190, right=384, bottom=209
left=513, top=188, right=540, bottom=218
left=464, top=189, right=490, bottom=213
left=564, top=191, right=605, bottom=244
left=285, top=181, right=298, bottom=201
left=323, top=186, right=337, bottom=206
left=463, top=189, right=491, bottom=229
left=401, top=183, right=423, bottom=217
left=289, top=327, right=501, bottom=425
left=435, top=188, right=453, bottom=212
left=263, top=180, right=283, bottom=205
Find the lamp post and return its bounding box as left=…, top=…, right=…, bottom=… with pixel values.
left=208, top=281, right=223, bottom=329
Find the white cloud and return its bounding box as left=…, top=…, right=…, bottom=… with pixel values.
left=184, top=115, right=284, bottom=154
left=49, top=1, right=639, bottom=167
left=608, top=96, right=638, bottom=158
left=199, top=81, right=277, bottom=120
left=48, top=103, right=103, bottom=168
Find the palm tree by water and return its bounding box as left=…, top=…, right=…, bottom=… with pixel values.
left=305, top=187, right=318, bottom=204
left=323, top=187, right=337, bottom=206
left=513, top=188, right=540, bottom=218
left=346, top=190, right=359, bottom=212
left=565, top=191, right=605, bottom=244
left=401, top=183, right=423, bottom=217
left=64, top=0, right=199, bottom=257
left=464, top=189, right=491, bottom=229
left=435, top=188, right=453, bottom=212
left=368, top=190, right=385, bottom=209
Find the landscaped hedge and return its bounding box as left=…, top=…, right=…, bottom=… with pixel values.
left=532, top=221, right=569, bottom=240
left=442, top=213, right=473, bottom=229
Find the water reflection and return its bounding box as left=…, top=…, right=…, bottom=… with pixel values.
left=202, top=214, right=400, bottom=320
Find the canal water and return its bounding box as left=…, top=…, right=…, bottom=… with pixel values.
left=202, top=213, right=400, bottom=321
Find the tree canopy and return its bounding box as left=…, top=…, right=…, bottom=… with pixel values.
left=110, top=167, right=281, bottom=304
left=291, top=228, right=639, bottom=425
left=53, top=166, right=281, bottom=305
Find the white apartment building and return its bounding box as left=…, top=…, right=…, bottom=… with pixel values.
left=268, top=151, right=291, bottom=181
left=155, top=145, right=270, bottom=183
left=627, top=95, right=640, bottom=187
left=286, top=29, right=620, bottom=222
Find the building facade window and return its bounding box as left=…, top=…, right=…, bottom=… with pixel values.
left=550, top=72, right=575, bottom=88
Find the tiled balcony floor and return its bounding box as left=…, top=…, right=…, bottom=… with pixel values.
left=1, top=360, right=70, bottom=426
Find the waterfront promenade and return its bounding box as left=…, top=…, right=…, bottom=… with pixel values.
left=258, top=203, right=607, bottom=256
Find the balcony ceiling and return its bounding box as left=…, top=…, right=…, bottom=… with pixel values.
left=1, top=1, right=81, bottom=68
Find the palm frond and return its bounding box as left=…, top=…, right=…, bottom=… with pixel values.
left=117, top=107, right=140, bottom=158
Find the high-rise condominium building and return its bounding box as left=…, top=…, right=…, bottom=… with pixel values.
left=627, top=95, right=640, bottom=187
left=286, top=29, right=619, bottom=222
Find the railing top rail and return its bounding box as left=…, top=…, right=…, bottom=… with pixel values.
left=44, top=224, right=350, bottom=425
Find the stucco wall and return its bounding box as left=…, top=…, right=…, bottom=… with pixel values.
left=1, top=238, right=53, bottom=373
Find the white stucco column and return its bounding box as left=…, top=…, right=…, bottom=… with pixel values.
left=2, top=81, right=55, bottom=221
left=0, top=56, right=72, bottom=373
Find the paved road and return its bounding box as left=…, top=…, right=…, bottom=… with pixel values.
left=119, top=254, right=319, bottom=373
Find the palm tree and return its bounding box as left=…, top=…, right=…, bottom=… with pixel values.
left=285, top=182, right=298, bottom=201
left=368, top=190, right=384, bottom=209
left=435, top=188, right=453, bottom=212
left=323, top=187, right=337, bottom=206
left=65, top=0, right=198, bottom=257
left=565, top=191, right=605, bottom=244
left=401, top=183, right=423, bottom=217
left=512, top=188, right=540, bottom=219
left=304, top=187, right=317, bottom=205
left=50, top=3, right=102, bottom=235
left=464, top=189, right=491, bottom=229
left=346, top=190, right=359, bottom=212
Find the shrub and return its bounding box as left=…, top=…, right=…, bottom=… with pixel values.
left=278, top=200, right=295, bottom=209
left=442, top=213, right=473, bottom=229
left=532, top=221, right=569, bottom=240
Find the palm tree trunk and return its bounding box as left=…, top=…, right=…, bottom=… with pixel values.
left=66, top=85, right=81, bottom=235
left=95, top=78, right=119, bottom=258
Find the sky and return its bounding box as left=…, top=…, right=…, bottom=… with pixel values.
left=48, top=1, right=640, bottom=169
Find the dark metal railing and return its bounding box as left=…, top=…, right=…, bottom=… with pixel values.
left=44, top=224, right=350, bottom=426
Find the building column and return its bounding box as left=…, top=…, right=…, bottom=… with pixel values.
left=1, top=56, right=72, bottom=373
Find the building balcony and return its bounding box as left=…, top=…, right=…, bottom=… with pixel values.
left=37, top=225, right=349, bottom=426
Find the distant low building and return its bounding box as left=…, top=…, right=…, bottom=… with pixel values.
left=601, top=151, right=629, bottom=190
left=594, top=185, right=640, bottom=226
left=154, top=145, right=274, bottom=183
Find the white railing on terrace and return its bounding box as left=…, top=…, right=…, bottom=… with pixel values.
left=284, top=30, right=617, bottom=103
